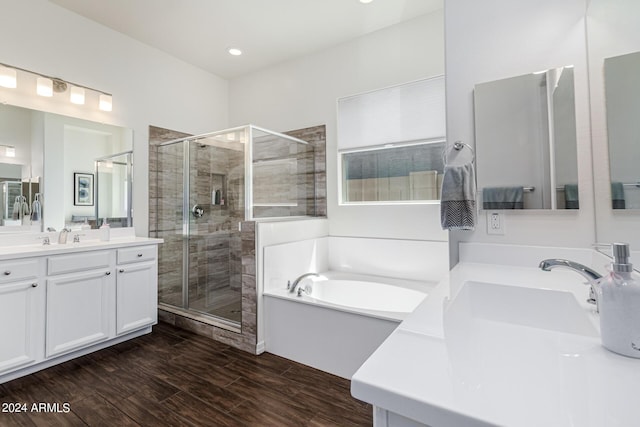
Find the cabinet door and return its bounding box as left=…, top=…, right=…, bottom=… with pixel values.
left=46, top=269, right=115, bottom=358
left=0, top=279, right=44, bottom=374
left=116, top=261, right=157, bottom=335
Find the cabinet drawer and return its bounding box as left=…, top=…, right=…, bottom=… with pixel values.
left=117, top=246, right=156, bottom=265
left=0, top=259, right=39, bottom=284
left=48, top=251, right=112, bottom=276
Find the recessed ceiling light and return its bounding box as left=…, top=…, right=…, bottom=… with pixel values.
left=360, top=0, right=373, bottom=3
left=228, top=48, right=242, bottom=56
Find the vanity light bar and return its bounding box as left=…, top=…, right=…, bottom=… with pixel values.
left=0, top=62, right=113, bottom=112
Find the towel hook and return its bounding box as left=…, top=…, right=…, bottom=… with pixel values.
left=443, top=140, right=475, bottom=165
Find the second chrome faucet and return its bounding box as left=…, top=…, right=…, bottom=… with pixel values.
left=539, top=259, right=602, bottom=307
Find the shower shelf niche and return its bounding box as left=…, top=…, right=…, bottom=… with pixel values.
left=211, top=173, right=227, bottom=207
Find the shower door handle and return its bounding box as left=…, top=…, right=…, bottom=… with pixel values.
left=192, top=204, right=205, bottom=218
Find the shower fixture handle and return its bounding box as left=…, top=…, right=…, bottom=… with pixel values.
left=191, top=204, right=204, bottom=218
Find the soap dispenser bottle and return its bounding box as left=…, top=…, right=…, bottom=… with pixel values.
left=99, top=218, right=110, bottom=242
left=81, top=217, right=91, bottom=231
left=599, top=243, right=640, bottom=358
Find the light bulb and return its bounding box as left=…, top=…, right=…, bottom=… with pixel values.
left=36, top=77, right=53, bottom=97
left=99, top=94, right=112, bottom=111
left=70, top=86, right=85, bottom=104
left=0, top=66, right=17, bottom=88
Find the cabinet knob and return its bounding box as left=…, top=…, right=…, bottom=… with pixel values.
left=31, top=283, right=38, bottom=288
left=137, top=253, right=143, bottom=257
left=119, top=269, right=125, bottom=273
left=105, top=271, right=111, bottom=276
left=3, top=271, right=10, bottom=276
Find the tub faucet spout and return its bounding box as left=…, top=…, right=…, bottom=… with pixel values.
left=288, top=272, right=319, bottom=294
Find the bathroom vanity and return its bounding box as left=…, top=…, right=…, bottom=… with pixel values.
left=351, top=243, right=640, bottom=427
left=0, top=229, right=161, bottom=384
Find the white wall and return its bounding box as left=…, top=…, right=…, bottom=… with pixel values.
left=588, top=0, right=640, bottom=247
left=0, top=0, right=229, bottom=236
left=229, top=11, right=447, bottom=242
left=445, top=0, right=595, bottom=264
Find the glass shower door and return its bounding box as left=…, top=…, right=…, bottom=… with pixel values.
left=186, top=132, right=245, bottom=325
left=156, top=142, right=186, bottom=310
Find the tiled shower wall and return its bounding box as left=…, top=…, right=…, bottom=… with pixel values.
left=148, top=124, right=326, bottom=354
left=286, top=125, right=327, bottom=217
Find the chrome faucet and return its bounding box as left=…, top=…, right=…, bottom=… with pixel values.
left=58, top=228, right=72, bottom=244
left=539, top=259, right=602, bottom=307
left=288, top=272, right=320, bottom=294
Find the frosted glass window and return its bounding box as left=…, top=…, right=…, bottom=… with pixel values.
left=337, top=76, right=446, bottom=204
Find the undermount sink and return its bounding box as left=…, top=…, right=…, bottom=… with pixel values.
left=446, top=281, right=598, bottom=337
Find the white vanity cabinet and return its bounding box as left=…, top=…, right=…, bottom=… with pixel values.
left=46, top=251, right=115, bottom=358
left=0, top=259, right=45, bottom=374
left=116, top=245, right=158, bottom=335
left=0, top=235, right=161, bottom=384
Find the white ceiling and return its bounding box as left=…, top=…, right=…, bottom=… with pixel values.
left=49, top=0, right=443, bottom=79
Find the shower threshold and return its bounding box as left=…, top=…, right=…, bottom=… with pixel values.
left=159, top=303, right=241, bottom=334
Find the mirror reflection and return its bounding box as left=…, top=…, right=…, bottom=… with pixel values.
left=95, top=151, right=133, bottom=228
left=0, top=103, right=133, bottom=232
left=605, top=50, right=640, bottom=209
left=474, top=66, right=579, bottom=210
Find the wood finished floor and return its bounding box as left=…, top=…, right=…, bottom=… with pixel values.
left=0, top=322, right=372, bottom=427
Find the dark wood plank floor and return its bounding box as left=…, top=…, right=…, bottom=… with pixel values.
left=0, top=322, right=372, bottom=426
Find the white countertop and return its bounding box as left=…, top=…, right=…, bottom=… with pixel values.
left=0, top=228, right=162, bottom=260
left=351, top=257, right=640, bottom=427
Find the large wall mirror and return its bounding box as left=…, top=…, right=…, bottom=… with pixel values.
left=474, top=66, right=579, bottom=210
left=588, top=0, right=640, bottom=252
left=0, top=103, right=132, bottom=233
left=604, top=51, right=640, bottom=210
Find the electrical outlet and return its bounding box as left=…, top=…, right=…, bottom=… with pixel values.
left=487, top=211, right=505, bottom=235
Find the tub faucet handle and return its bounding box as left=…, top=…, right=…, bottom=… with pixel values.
left=287, top=280, right=291, bottom=290
left=297, top=283, right=312, bottom=297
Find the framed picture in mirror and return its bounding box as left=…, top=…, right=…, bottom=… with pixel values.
left=74, top=172, right=94, bottom=206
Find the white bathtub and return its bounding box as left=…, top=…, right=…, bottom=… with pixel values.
left=306, top=278, right=427, bottom=314
left=263, top=271, right=435, bottom=378
left=269, top=272, right=429, bottom=321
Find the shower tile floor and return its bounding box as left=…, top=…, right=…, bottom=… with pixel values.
left=0, top=322, right=372, bottom=426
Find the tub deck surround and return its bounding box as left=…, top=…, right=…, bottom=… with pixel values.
left=351, top=244, right=640, bottom=427
left=261, top=235, right=447, bottom=379
left=264, top=271, right=436, bottom=379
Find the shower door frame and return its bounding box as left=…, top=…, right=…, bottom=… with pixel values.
left=157, top=125, right=310, bottom=330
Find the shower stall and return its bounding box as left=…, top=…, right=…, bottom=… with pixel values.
left=153, top=125, right=315, bottom=330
